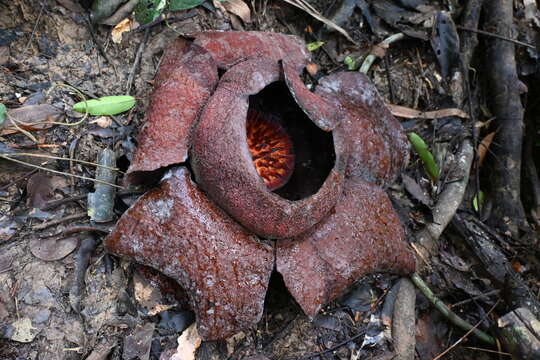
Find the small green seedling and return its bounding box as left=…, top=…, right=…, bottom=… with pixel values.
left=0, top=104, right=6, bottom=125
left=73, top=96, right=136, bottom=116
left=473, top=190, right=485, bottom=212
left=307, top=41, right=325, bottom=51
left=408, top=132, right=440, bottom=181
left=344, top=56, right=357, bottom=71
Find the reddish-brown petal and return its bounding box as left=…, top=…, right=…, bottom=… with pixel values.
left=104, top=167, right=274, bottom=340
left=315, top=72, right=410, bottom=185
left=192, top=31, right=310, bottom=72
left=282, top=61, right=342, bottom=131
left=190, top=57, right=349, bottom=239
left=276, top=178, right=416, bottom=317
left=126, top=37, right=218, bottom=183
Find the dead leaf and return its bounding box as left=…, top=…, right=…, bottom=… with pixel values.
left=214, top=0, right=251, bottom=23
left=386, top=103, right=469, bottom=120
left=371, top=42, right=389, bottom=58
left=123, top=323, right=155, bottom=360
left=0, top=46, right=9, bottom=66
left=402, top=174, right=431, bottom=206
left=134, top=271, right=174, bottom=316
left=56, top=0, right=85, bottom=13
left=111, top=18, right=133, bottom=44
left=2, top=104, right=64, bottom=135
left=170, top=323, right=202, bottom=360
left=26, top=173, right=66, bottom=209
left=91, top=116, right=113, bottom=128
left=478, top=131, right=496, bottom=167
left=29, top=237, right=79, bottom=261
left=5, top=318, right=39, bottom=343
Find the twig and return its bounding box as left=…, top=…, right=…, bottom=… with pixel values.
left=433, top=300, right=500, bottom=359
left=0, top=153, right=122, bottom=172
left=414, top=140, right=474, bottom=261
left=450, top=289, right=501, bottom=309
left=281, top=0, right=357, bottom=45
left=360, top=33, right=405, bottom=74
left=457, top=25, right=536, bottom=49
left=41, top=193, right=87, bottom=211
left=126, top=27, right=150, bottom=95
left=63, top=224, right=111, bottom=235
left=33, top=213, right=88, bottom=230
left=410, top=273, right=496, bottom=345
left=22, top=1, right=46, bottom=57
left=0, top=155, right=124, bottom=189
left=0, top=169, right=38, bottom=191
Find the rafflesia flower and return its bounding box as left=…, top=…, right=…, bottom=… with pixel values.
left=105, top=31, right=415, bottom=340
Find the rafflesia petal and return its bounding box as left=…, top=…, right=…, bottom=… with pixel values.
left=104, top=167, right=274, bottom=340
left=190, top=57, right=349, bottom=239
left=192, top=31, right=310, bottom=72
left=276, top=178, right=416, bottom=317
left=126, top=38, right=219, bottom=183
left=315, top=72, right=410, bottom=186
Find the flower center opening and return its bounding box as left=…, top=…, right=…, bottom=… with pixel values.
left=247, top=81, right=335, bottom=201
left=246, top=109, right=295, bottom=191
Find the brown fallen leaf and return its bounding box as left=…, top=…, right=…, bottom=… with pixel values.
left=0, top=46, right=9, bottom=66
left=170, top=323, right=202, bottom=360
left=26, top=172, right=68, bottom=209
left=111, top=18, right=133, bottom=44
left=29, top=237, right=79, bottom=261
left=214, top=0, right=251, bottom=23
left=386, top=103, right=469, bottom=120
left=1, top=104, right=64, bottom=135
left=478, top=131, right=496, bottom=167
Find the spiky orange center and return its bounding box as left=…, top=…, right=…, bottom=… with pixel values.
left=246, top=109, right=295, bottom=191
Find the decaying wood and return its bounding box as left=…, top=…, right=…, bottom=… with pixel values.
left=498, top=307, right=540, bottom=359
left=391, top=278, right=416, bottom=360
left=484, top=0, right=529, bottom=237
left=453, top=214, right=540, bottom=318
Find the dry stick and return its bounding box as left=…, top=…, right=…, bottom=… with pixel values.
left=126, top=27, right=150, bottom=95
left=281, top=0, right=357, bottom=45
left=0, top=153, right=122, bottom=172
left=456, top=25, right=536, bottom=49
left=415, top=140, right=474, bottom=260
left=450, top=289, right=501, bottom=309
left=0, top=169, right=38, bottom=191
left=22, top=1, right=46, bottom=57
left=410, top=273, right=496, bottom=345
left=33, top=213, right=88, bottom=230
left=433, top=300, right=500, bottom=359
left=359, top=33, right=405, bottom=74
left=0, top=155, right=124, bottom=189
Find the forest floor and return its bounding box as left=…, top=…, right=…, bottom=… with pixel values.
left=1, top=0, right=539, bottom=359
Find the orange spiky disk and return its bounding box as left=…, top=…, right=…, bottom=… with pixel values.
left=246, top=109, right=295, bottom=191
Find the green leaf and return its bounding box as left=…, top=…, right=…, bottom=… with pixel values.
left=408, top=132, right=440, bottom=181
left=73, top=96, right=136, bottom=116
left=307, top=41, right=324, bottom=52
left=170, top=0, right=206, bottom=10
left=0, top=104, right=6, bottom=125
left=344, top=56, right=356, bottom=71
left=135, top=0, right=166, bottom=24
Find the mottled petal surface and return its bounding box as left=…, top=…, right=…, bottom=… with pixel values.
left=192, top=31, right=309, bottom=72
left=276, top=178, right=416, bottom=317
left=282, top=61, right=342, bottom=131
left=127, top=38, right=218, bottom=183
left=315, top=72, right=410, bottom=185
left=190, top=58, right=347, bottom=239
left=104, top=167, right=274, bottom=340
